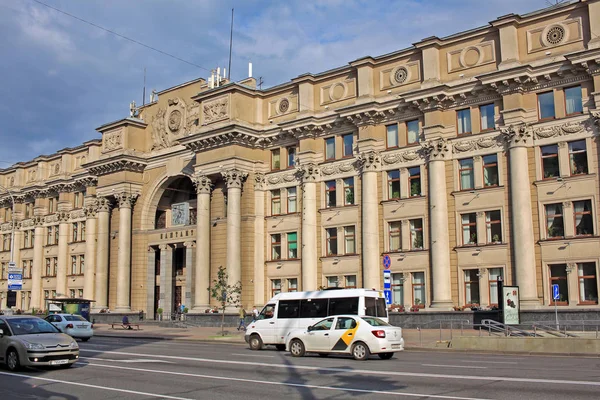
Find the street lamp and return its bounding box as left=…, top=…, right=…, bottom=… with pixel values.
left=0, top=184, right=15, bottom=266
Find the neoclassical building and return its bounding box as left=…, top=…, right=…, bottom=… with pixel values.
left=1, top=1, right=600, bottom=316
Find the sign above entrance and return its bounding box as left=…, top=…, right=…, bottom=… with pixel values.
left=172, top=202, right=190, bottom=226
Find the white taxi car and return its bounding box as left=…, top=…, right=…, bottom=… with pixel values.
left=45, top=314, right=94, bottom=341
left=285, top=315, right=404, bottom=360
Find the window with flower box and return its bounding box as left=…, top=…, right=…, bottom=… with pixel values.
left=343, top=177, right=354, bottom=205
left=464, top=269, right=480, bottom=306
left=461, top=213, right=477, bottom=245
left=488, top=268, right=503, bottom=306
left=485, top=210, right=502, bottom=243
left=408, top=167, right=421, bottom=197
left=387, top=170, right=400, bottom=199
left=578, top=263, right=598, bottom=304
left=391, top=273, right=404, bottom=306
left=412, top=272, right=425, bottom=308
left=410, top=219, right=424, bottom=249
left=573, top=200, right=593, bottom=236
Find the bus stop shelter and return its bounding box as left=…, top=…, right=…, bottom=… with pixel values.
left=45, top=298, right=95, bottom=321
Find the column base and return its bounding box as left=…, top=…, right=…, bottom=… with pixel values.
left=429, top=300, right=454, bottom=310
left=115, top=307, right=131, bottom=313
left=519, top=298, right=542, bottom=309
left=92, top=305, right=109, bottom=313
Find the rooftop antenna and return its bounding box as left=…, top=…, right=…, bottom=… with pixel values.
left=228, top=8, right=234, bottom=80
left=258, top=76, right=264, bottom=90
left=248, top=61, right=252, bottom=78
left=142, top=67, right=146, bottom=106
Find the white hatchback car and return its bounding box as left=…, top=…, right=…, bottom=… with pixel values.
left=286, top=315, right=404, bottom=360
left=45, top=314, right=94, bottom=341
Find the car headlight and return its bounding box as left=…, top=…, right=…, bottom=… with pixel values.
left=69, top=340, right=79, bottom=349
left=23, top=341, right=45, bottom=350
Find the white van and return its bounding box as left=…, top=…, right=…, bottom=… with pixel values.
left=244, top=288, right=388, bottom=350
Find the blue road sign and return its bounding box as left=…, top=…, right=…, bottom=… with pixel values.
left=383, top=255, right=391, bottom=270
left=384, top=289, right=392, bottom=305
left=552, top=284, right=560, bottom=300
left=383, top=270, right=391, bottom=289
left=8, top=273, right=23, bottom=291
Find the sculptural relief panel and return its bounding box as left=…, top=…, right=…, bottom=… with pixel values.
left=102, top=128, right=123, bottom=153
left=526, top=17, right=583, bottom=54
left=151, top=97, right=199, bottom=151
left=446, top=41, right=496, bottom=73
left=320, top=77, right=356, bottom=106
left=379, top=61, right=421, bottom=91
left=202, top=96, right=229, bottom=125
left=268, top=94, right=299, bottom=118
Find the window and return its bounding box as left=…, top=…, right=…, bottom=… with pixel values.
left=480, top=103, right=495, bottom=131
left=327, top=276, right=338, bottom=288
left=541, top=144, right=559, bottom=179
left=287, top=187, right=297, bottom=213
left=329, top=297, right=359, bottom=315
left=54, top=226, right=59, bottom=244
left=80, top=255, right=85, bottom=275
left=569, top=140, right=588, bottom=175
left=287, top=232, right=298, bottom=259
left=578, top=263, right=598, bottom=304
left=486, top=210, right=502, bottom=243
left=344, top=226, right=355, bottom=254
left=410, top=219, right=424, bottom=249
left=325, top=180, right=336, bottom=208
left=48, top=197, right=55, bottom=213
left=2, top=234, right=10, bottom=252
left=288, top=278, right=298, bottom=292
left=457, top=108, right=472, bottom=135
left=74, top=192, right=82, bottom=208
left=271, top=189, right=281, bottom=215
left=545, top=203, right=564, bottom=238
left=391, top=273, right=404, bottom=305
left=389, top=221, right=401, bottom=252
left=549, top=264, right=568, bottom=305
left=483, top=154, right=499, bottom=187
left=72, top=223, right=78, bottom=242
left=573, top=200, right=593, bottom=236
left=271, top=149, right=281, bottom=170
left=300, top=299, right=329, bottom=318
left=71, top=256, right=77, bottom=275
left=78, top=289, right=83, bottom=298
left=488, top=268, right=503, bottom=306
left=409, top=167, right=421, bottom=197
left=0, top=262, right=6, bottom=279
left=326, top=227, right=338, bottom=256
left=461, top=213, right=477, bottom=245
left=271, top=279, right=281, bottom=297
left=287, top=146, right=296, bottom=168
left=343, top=177, right=354, bottom=205
left=70, top=289, right=75, bottom=298
left=325, top=137, right=335, bottom=160
left=407, top=120, right=419, bottom=144
left=45, top=258, right=51, bottom=277
left=464, top=270, right=480, bottom=306
left=538, top=91, right=555, bottom=120
left=386, top=124, right=398, bottom=148
left=565, top=86, right=583, bottom=115
left=25, top=202, right=33, bottom=218
left=459, top=158, right=474, bottom=190
left=342, top=134, right=353, bottom=157
left=345, top=275, right=356, bottom=289
left=47, top=227, right=54, bottom=245
left=44, top=290, right=49, bottom=299
left=22, top=260, right=32, bottom=279
left=412, top=272, right=425, bottom=307
left=23, top=230, right=30, bottom=248
left=271, top=234, right=281, bottom=260
left=387, top=170, right=400, bottom=199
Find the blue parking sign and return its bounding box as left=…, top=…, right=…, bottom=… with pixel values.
left=552, top=284, right=560, bottom=300
left=384, top=289, right=392, bottom=305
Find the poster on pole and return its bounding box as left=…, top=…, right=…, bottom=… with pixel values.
left=501, top=286, right=520, bottom=325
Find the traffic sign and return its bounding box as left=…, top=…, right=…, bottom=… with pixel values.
left=8, top=273, right=22, bottom=291
left=384, top=289, right=392, bottom=305
left=382, top=254, right=391, bottom=270
left=383, top=270, right=391, bottom=289
left=552, top=284, right=560, bottom=300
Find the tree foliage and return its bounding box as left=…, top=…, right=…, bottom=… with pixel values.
left=208, top=266, right=242, bottom=336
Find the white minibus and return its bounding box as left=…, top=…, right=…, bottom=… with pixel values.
left=244, top=288, right=388, bottom=350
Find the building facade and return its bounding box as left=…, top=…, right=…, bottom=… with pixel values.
left=1, top=1, right=600, bottom=316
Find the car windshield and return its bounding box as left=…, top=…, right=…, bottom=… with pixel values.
left=64, top=315, right=87, bottom=322
left=7, top=318, right=60, bottom=335
left=362, top=317, right=390, bottom=327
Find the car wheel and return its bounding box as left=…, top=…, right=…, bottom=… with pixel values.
left=275, top=344, right=286, bottom=351
left=289, top=339, right=305, bottom=357
left=352, top=342, right=370, bottom=361
left=318, top=353, right=329, bottom=358
left=6, top=349, right=20, bottom=371
left=378, top=352, right=394, bottom=360
left=249, top=334, right=263, bottom=350
left=81, top=338, right=90, bottom=342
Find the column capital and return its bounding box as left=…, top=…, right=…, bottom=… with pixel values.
left=421, top=137, right=451, bottom=162
left=57, top=211, right=70, bottom=223
left=254, top=173, right=267, bottom=191
left=192, top=174, right=213, bottom=194
left=33, top=216, right=45, bottom=227
left=115, top=192, right=138, bottom=209
left=298, top=163, right=320, bottom=183
left=221, top=169, right=248, bottom=189
left=84, top=199, right=99, bottom=218
left=97, top=197, right=112, bottom=213
left=591, top=110, right=600, bottom=127
left=159, top=243, right=173, bottom=252
left=183, top=241, right=196, bottom=248
left=500, top=123, right=532, bottom=148
left=148, top=246, right=157, bottom=253
left=357, top=150, right=381, bottom=173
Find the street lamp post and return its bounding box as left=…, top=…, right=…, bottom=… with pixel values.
left=0, top=184, right=16, bottom=266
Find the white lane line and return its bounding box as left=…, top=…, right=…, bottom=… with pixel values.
left=231, top=353, right=274, bottom=358
left=0, top=370, right=194, bottom=400
left=423, top=364, right=487, bottom=369
left=83, top=357, right=173, bottom=364
left=458, top=360, right=518, bottom=365
left=80, top=349, right=600, bottom=387
left=87, top=362, right=491, bottom=400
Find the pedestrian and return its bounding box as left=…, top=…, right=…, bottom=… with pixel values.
left=252, top=306, right=259, bottom=322
left=122, top=315, right=133, bottom=330
left=237, top=307, right=247, bottom=331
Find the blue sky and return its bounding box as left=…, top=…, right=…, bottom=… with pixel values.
left=0, top=0, right=552, bottom=167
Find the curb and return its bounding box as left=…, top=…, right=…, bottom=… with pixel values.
left=94, top=333, right=247, bottom=345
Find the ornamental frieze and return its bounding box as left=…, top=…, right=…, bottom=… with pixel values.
left=533, top=120, right=590, bottom=139
left=203, top=97, right=229, bottom=124
left=381, top=149, right=421, bottom=166
left=320, top=161, right=356, bottom=176
left=87, top=159, right=146, bottom=176
left=103, top=128, right=123, bottom=153
left=452, top=135, right=503, bottom=154
left=267, top=172, right=297, bottom=185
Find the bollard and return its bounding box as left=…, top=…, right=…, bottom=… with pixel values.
left=418, top=326, right=422, bottom=347
left=450, top=320, right=453, bottom=340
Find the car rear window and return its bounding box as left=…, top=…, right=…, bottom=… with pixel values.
left=64, top=315, right=87, bottom=322
left=362, top=317, right=390, bottom=327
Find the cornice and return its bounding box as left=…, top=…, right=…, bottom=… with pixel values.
left=96, top=117, right=147, bottom=133
left=85, top=154, right=147, bottom=176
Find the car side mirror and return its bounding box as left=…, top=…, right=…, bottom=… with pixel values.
left=307, top=326, right=314, bottom=332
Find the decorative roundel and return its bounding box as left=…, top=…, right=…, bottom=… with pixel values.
left=546, top=25, right=565, bottom=45
left=168, top=110, right=182, bottom=132
left=279, top=98, right=290, bottom=114
left=394, top=67, right=409, bottom=84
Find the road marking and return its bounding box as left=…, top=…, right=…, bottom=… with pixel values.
left=458, top=360, right=518, bottom=364
left=83, top=357, right=173, bottom=364
left=231, top=353, right=274, bottom=358
left=423, top=364, right=487, bottom=369
left=87, top=362, right=491, bottom=400
left=0, top=371, right=194, bottom=400
left=80, top=349, right=600, bottom=387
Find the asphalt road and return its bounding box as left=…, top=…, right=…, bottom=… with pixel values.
left=0, top=337, right=599, bottom=400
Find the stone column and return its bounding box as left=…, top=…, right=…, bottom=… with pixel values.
left=159, top=243, right=173, bottom=314
left=221, top=169, right=247, bottom=289
left=115, top=193, right=137, bottom=312
left=184, top=241, right=195, bottom=310
left=31, top=216, right=45, bottom=311
left=94, top=197, right=111, bottom=311
left=358, top=151, right=381, bottom=290
left=299, top=163, right=319, bottom=291
left=83, top=197, right=98, bottom=300
left=146, top=247, right=156, bottom=317
left=253, top=174, right=266, bottom=306
left=192, top=174, right=212, bottom=311
left=56, top=211, right=70, bottom=298
left=501, top=125, right=539, bottom=308
left=424, top=138, right=453, bottom=309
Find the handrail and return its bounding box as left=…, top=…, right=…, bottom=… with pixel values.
left=481, top=319, right=537, bottom=337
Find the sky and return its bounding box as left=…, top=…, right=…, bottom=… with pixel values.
left=0, top=0, right=554, bottom=167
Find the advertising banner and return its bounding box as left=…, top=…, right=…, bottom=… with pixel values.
left=502, top=286, right=520, bottom=325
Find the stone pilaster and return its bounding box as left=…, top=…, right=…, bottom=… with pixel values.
left=357, top=151, right=381, bottom=290
left=253, top=174, right=266, bottom=306
left=191, top=173, right=212, bottom=311
left=221, top=169, right=247, bottom=292
left=423, top=138, right=453, bottom=309
left=501, top=124, right=539, bottom=308
left=146, top=246, right=156, bottom=317
left=184, top=241, right=195, bottom=310
left=83, top=198, right=98, bottom=300
left=94, top=197, right=111, bottom=311
left=159, top=243, right=173, bottom=314
left=31, top=216, right=45, bottom=311
left=299, top=163, right=319, bottom=291
left=56, top=211, right=70, bottom=298
left=114, top=192, right=137, bottom=312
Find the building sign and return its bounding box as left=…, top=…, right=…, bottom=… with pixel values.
left=501, top=286, right=520, bottom=325
left=171, top=202, right=189, bottom=226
